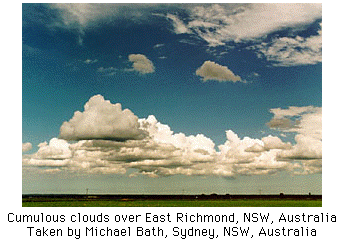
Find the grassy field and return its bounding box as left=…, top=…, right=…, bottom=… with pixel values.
left=22, top=199, right=322, bottom=207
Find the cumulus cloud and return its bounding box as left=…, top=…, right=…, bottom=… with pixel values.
left=267, top=106, right=322, bottom=138
left=59, top=94, right=147, bottom=141
left=24, top=96, right=321, bottom=177
left=218, top=130, right=263, bottom=164
left=277, top=134, right=321, bottom=160
left=128, top=54, right=155, bottom=74
left=261, top=135, right=292, bottom=151
left=35, top=138, right=72, bottom=160
left=267, top=106, right=322, bottom=174
left=196, top=61, right=242, bottom=82
left=22, top=142, right=32, bottom=153
left=22, top=138, right=72, bottom=170
left=245, top=135, right=292, bottom=153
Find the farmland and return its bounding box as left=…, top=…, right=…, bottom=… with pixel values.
left=22, top=194, right=322, bottom=207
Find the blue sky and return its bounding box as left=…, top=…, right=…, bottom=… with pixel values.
left=22, top=3, right=322, bottom=194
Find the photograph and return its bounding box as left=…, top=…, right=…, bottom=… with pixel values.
left=22, top=3, right=322, bottom=207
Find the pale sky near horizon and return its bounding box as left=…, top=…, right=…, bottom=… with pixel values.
left=22, top=3, right=322, bottom=194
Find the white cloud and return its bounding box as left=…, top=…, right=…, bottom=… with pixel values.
left=245, top=135, right=292, bottom=153
left=267, top=106, right=322, bottom=174
left=218, top=130, right=263, bottom=164
left=255, top=23, right=322, bottom=66
left=97, top=67, right=118, bottom=76
left=22, top=142, right=32, bottom=153
left=46, top=4, right=322, bottom=66
left=196, top=61, right=242, bottom=82
left=22, top=138, right=72, bottom=171
left=128, top=54, right=155, bottom=74
left=261, top=135, right=292, bottom=151
left=84, top=59, right=98, bottom=64
left=167, top=3, right=321, bottom=46
left=35, top=138, right=72, bottom=160
left=165, top=3, right=322, bottom=66
left=140, top=115, right=216, bottom=154
left=59, top=94, right=147, bottom=141
left=267, top=106, right=322, bottom=139
left=277, top=134, right=321, bottom=160
left=245, top=142, right=265, bottom=153
left=24, top=96, right=321, bottom=177
left=153, top=43, right=165, bottom=48
left=166, top=14, right=191, bottom=34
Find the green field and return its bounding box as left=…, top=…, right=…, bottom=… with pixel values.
left=22, top=199, right=322, bottom=207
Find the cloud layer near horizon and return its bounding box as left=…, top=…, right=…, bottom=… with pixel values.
left=23, top=95, right=322, bottom=177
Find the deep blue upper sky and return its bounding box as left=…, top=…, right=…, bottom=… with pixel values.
left=22, top=3, right=322, bottom=194
left=23, top=3, right=322, bottom=147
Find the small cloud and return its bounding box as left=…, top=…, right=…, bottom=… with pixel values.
left=128, top=54, right=155, bottom=74
left=84, top=59, right=98, bottom=64
left=179, top=39, right=199, bottom=46
left=22, top=142, right=32, bottom=153
left=266, top=117, right=295, bottom=130
left=153, top=43, right=165, bottom=48
left=195, top=61, right=242, bottom=82
left=97, top=67, right=118, bottom=76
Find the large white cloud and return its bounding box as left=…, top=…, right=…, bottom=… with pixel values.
left=128, top=54, right=155, bottom=74
left=59, top=95, right=147, bottom=141
left=196, top=61, right=242, bottom=82
left=24, top=96, right=321, bottom=177
left=168, top=3, right=321, bottom=45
